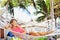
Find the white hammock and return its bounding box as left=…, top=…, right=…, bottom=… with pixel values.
left=3, top=28, right=60, bottom=40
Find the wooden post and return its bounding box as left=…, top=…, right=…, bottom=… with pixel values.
left=0, top=28, right=4, bottom=38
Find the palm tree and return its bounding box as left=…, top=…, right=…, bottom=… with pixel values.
left=31, top=0, right=37, bottom=10
left=5, top=0, right=31, bottom=17
left=4, top=0, right=54, bottom=22
left=54, top=2, right=60, bottom=27
left=35, top=0, right=50, bottom=22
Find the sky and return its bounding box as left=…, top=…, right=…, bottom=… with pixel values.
left=14, top=6, right=43, bottom=23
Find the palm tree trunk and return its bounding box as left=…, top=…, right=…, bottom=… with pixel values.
left=32, top=0, right=37, bottom=10
left=50, top=0, right=54, bottom=19
left=50, top=0, right=55, bottom=30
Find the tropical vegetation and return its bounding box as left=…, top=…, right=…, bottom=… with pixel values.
left=0, top=0, right=60, bottom=22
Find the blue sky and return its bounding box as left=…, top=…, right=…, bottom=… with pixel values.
left=14, top=6, right=43, bottom=23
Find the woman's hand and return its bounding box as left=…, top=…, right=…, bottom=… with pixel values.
left=4, top=24, right=10, bottom=29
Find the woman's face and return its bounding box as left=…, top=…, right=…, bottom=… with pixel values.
left=11, top=20, right=17, bottom=26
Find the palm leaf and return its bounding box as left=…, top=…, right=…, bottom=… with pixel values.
left=36, top=0, right=48, bottom=13
left=36, top=16, right=45, bottom=22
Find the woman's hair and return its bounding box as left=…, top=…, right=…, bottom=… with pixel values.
left=10, top=19, right=17, bottom=24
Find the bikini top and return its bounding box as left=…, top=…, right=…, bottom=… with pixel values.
left=11, top=25, right=24, bottom=33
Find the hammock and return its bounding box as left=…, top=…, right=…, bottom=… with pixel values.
left=7, top=29, right=60, bottom=40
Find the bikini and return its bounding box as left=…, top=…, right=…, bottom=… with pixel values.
left=11, top=25, right=24, bottom=33
left=7, top=25, right=24, bottom=37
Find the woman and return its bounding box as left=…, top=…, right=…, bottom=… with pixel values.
left=5, top=19, right=26, bottom=37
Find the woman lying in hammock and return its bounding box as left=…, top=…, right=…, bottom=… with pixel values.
left=5, top=19, right=26, bottom=38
